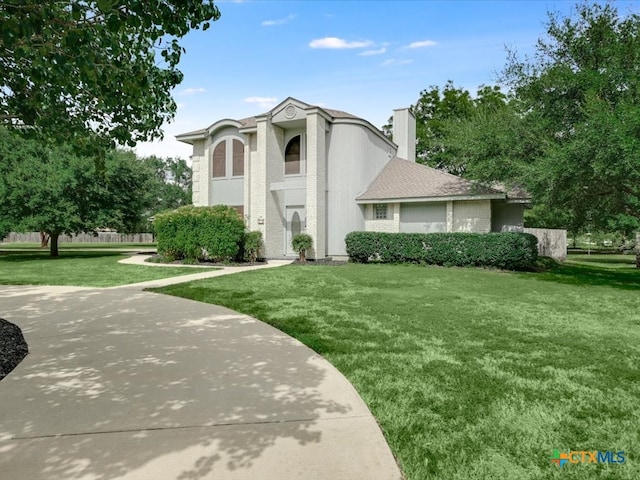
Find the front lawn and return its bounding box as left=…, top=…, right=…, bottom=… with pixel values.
left=0, top=251, right=217, bottom=287
left=154, top=261, right=640, bottom=479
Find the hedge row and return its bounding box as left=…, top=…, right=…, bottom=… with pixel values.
left=154, top=205, right=256, bottom=262
left=345, top=231, right=538, bottom=270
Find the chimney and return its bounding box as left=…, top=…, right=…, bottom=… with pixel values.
left=392, top=108, right=416, bottom=162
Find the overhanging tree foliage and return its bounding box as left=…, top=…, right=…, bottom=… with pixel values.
left=0, top=128, right=154, bottom=256
left=0, top=1, right=220, bottom=148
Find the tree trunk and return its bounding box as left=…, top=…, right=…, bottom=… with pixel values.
left=40, top=231, right=50, bottom=248
left=50, top=233, right=60, bottom=258
left=637, top=232, right=640, bottom=269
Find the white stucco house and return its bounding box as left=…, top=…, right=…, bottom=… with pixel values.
left=177, top=97, right=528, bottom=259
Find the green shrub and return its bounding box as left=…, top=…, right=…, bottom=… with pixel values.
left=154, top=205, right=245, bottom=262
left=243, top=231, right=263, bottom=263
left=292, top=233, right=313, bottom=263
left=345, top=231, right=538, bottom=270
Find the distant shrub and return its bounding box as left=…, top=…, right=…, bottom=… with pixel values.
left=292, top=233, right=313, bottom=263
left=345, top=231, right=538, bottom=270
left=154, top=205, right=245, bottom=262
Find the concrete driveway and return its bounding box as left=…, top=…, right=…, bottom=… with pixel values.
left=0, top=265, right=402, bottom=479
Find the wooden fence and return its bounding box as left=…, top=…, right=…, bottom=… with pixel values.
left=1, top=232, right=154, bottom=244
left=523, top=228, right=567, bottom=261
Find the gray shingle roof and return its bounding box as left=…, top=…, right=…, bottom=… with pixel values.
left=356, top=158, right=505, bottom=202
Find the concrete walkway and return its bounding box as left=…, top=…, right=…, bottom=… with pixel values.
left=0, top=257, right=402, bottom=479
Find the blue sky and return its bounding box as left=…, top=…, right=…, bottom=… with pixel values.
left=134, top=0, right=636, bottom=160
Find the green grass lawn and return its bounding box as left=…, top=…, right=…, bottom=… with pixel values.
left=153, top=259, right=640, bottom=479
left=0, top=251, right=216, bottom=287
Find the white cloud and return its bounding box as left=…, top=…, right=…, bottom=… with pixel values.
left=359, top=47, right=387, bottom=56
left=178, top=87, right=206, bottom=96
left=309, top=37, right=373, bottom=49
left=380, top=58, right=413, bottom=67
left=262, top=14, right=296, bottom=26
left=406, top=40, right=438, bottom=49
left=243, top=96, right=278, bottom=109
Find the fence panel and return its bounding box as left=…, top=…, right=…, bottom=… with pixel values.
left=523, top=228, right=567, bottom=261
left=2, top=232, right=154, bottom=244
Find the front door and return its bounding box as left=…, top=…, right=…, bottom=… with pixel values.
left=285, top=206, right=306, bottom=256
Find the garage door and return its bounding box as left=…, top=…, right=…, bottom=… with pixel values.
left=400, top=202, right=446, bottom=233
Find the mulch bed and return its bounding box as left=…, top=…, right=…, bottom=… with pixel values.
left=0, top=318, right=28, bottom=381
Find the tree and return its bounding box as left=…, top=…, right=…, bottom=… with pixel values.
left=0, top=128, right=154, bottom=256
left=387, top=81, right=508, bottom=175
left=127, top=155, right=192, bottom=232
left=439, top=2, right=640, bottom=264
left=0, top=1, right=220, bottom=148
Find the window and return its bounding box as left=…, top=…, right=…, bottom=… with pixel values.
left=285, top=135, right=301, bottom=175
left=212, top=138, right=245, bottom=178
left=375, top=204, right=388, bottom=219
left=232, top=139, right=244, bottom=176
left=212, top=141, right=226, bottom=178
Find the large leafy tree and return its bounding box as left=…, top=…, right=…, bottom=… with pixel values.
left=0, top=1, right=219, bottom=148
left=387, top=81, right=508, bottom=175
left=500, top=2, right=640, bottom=238
left=0, top=128, right=155, bottom=256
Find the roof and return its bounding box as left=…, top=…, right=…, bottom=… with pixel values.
left=356, top=157, right=506, bottom=203
left=176, top=97, right=376, bottom=143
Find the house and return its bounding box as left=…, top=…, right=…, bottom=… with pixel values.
left=176, top=97, right=528, bottom=259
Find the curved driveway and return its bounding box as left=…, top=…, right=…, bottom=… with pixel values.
left=0, top=261, right=402, bottom=480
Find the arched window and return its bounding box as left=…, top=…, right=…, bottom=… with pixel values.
left=285, top=135, right=301, bottom=175
left=212, top=138, right=245, bottom=178
left=232, top=139, right=244, bottom=176
left=212, top=141, right=226, bottom=178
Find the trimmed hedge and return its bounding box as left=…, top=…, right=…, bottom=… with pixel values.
left=345, top=231, right=538, bottom=270
left=154, top=205, right=245, bottom=262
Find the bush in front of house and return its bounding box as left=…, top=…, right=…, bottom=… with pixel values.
left=345, top=231, right=538, bottom=270
left=242, top=230, right=263, bottom=263
left=292, top=233, right=313, bottom=263
left=154, top=205, right=246, bottom=262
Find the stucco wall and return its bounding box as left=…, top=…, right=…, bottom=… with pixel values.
left=452, top=200, right=492, bottom=233
left=326, top=124, right=395, bottom=256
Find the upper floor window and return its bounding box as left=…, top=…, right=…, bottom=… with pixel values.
left=212, top=141, right=226, bottom=178
left=232, top=139, right=244, bottom=176
left=212, top=138, right=245, bottom=178
left=285, top=135, right=301, bottom=175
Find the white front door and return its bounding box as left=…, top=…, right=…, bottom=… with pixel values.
left=285, top=206, right=306, bottom=256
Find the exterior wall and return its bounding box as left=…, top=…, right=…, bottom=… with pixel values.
left=400, top=202, right=447, bottom=233
left=452, top=200, right=492, bottom=233
left=247, top=133, right=259, bottom=230
left=306, top=112, right=327, bottom=259
left=262, top=119, right=286, bottom=257
left=491, top=202, right=525, bottom=232
left=191, top=140, right=207, bottom=206
left=364, top=203, right=400, bottom=232
left=326, top=124, right=395, bottom=256
left=393, top=108, right=416, bottom=162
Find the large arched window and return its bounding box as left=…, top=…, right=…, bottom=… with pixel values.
left=212, top=141, right=226, bottom=178
left=212, top=138, right=245, bottom=178
left=285, top=135, right=301, bottom=175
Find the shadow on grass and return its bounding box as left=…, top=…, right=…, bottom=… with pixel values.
left=524, top=262, right=640, bottom=290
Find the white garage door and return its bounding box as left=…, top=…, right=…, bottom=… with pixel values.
left=400, top=202, right=446, bottom=233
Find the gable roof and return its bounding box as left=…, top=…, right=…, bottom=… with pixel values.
left=356, top=158, right=507, bottom=203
